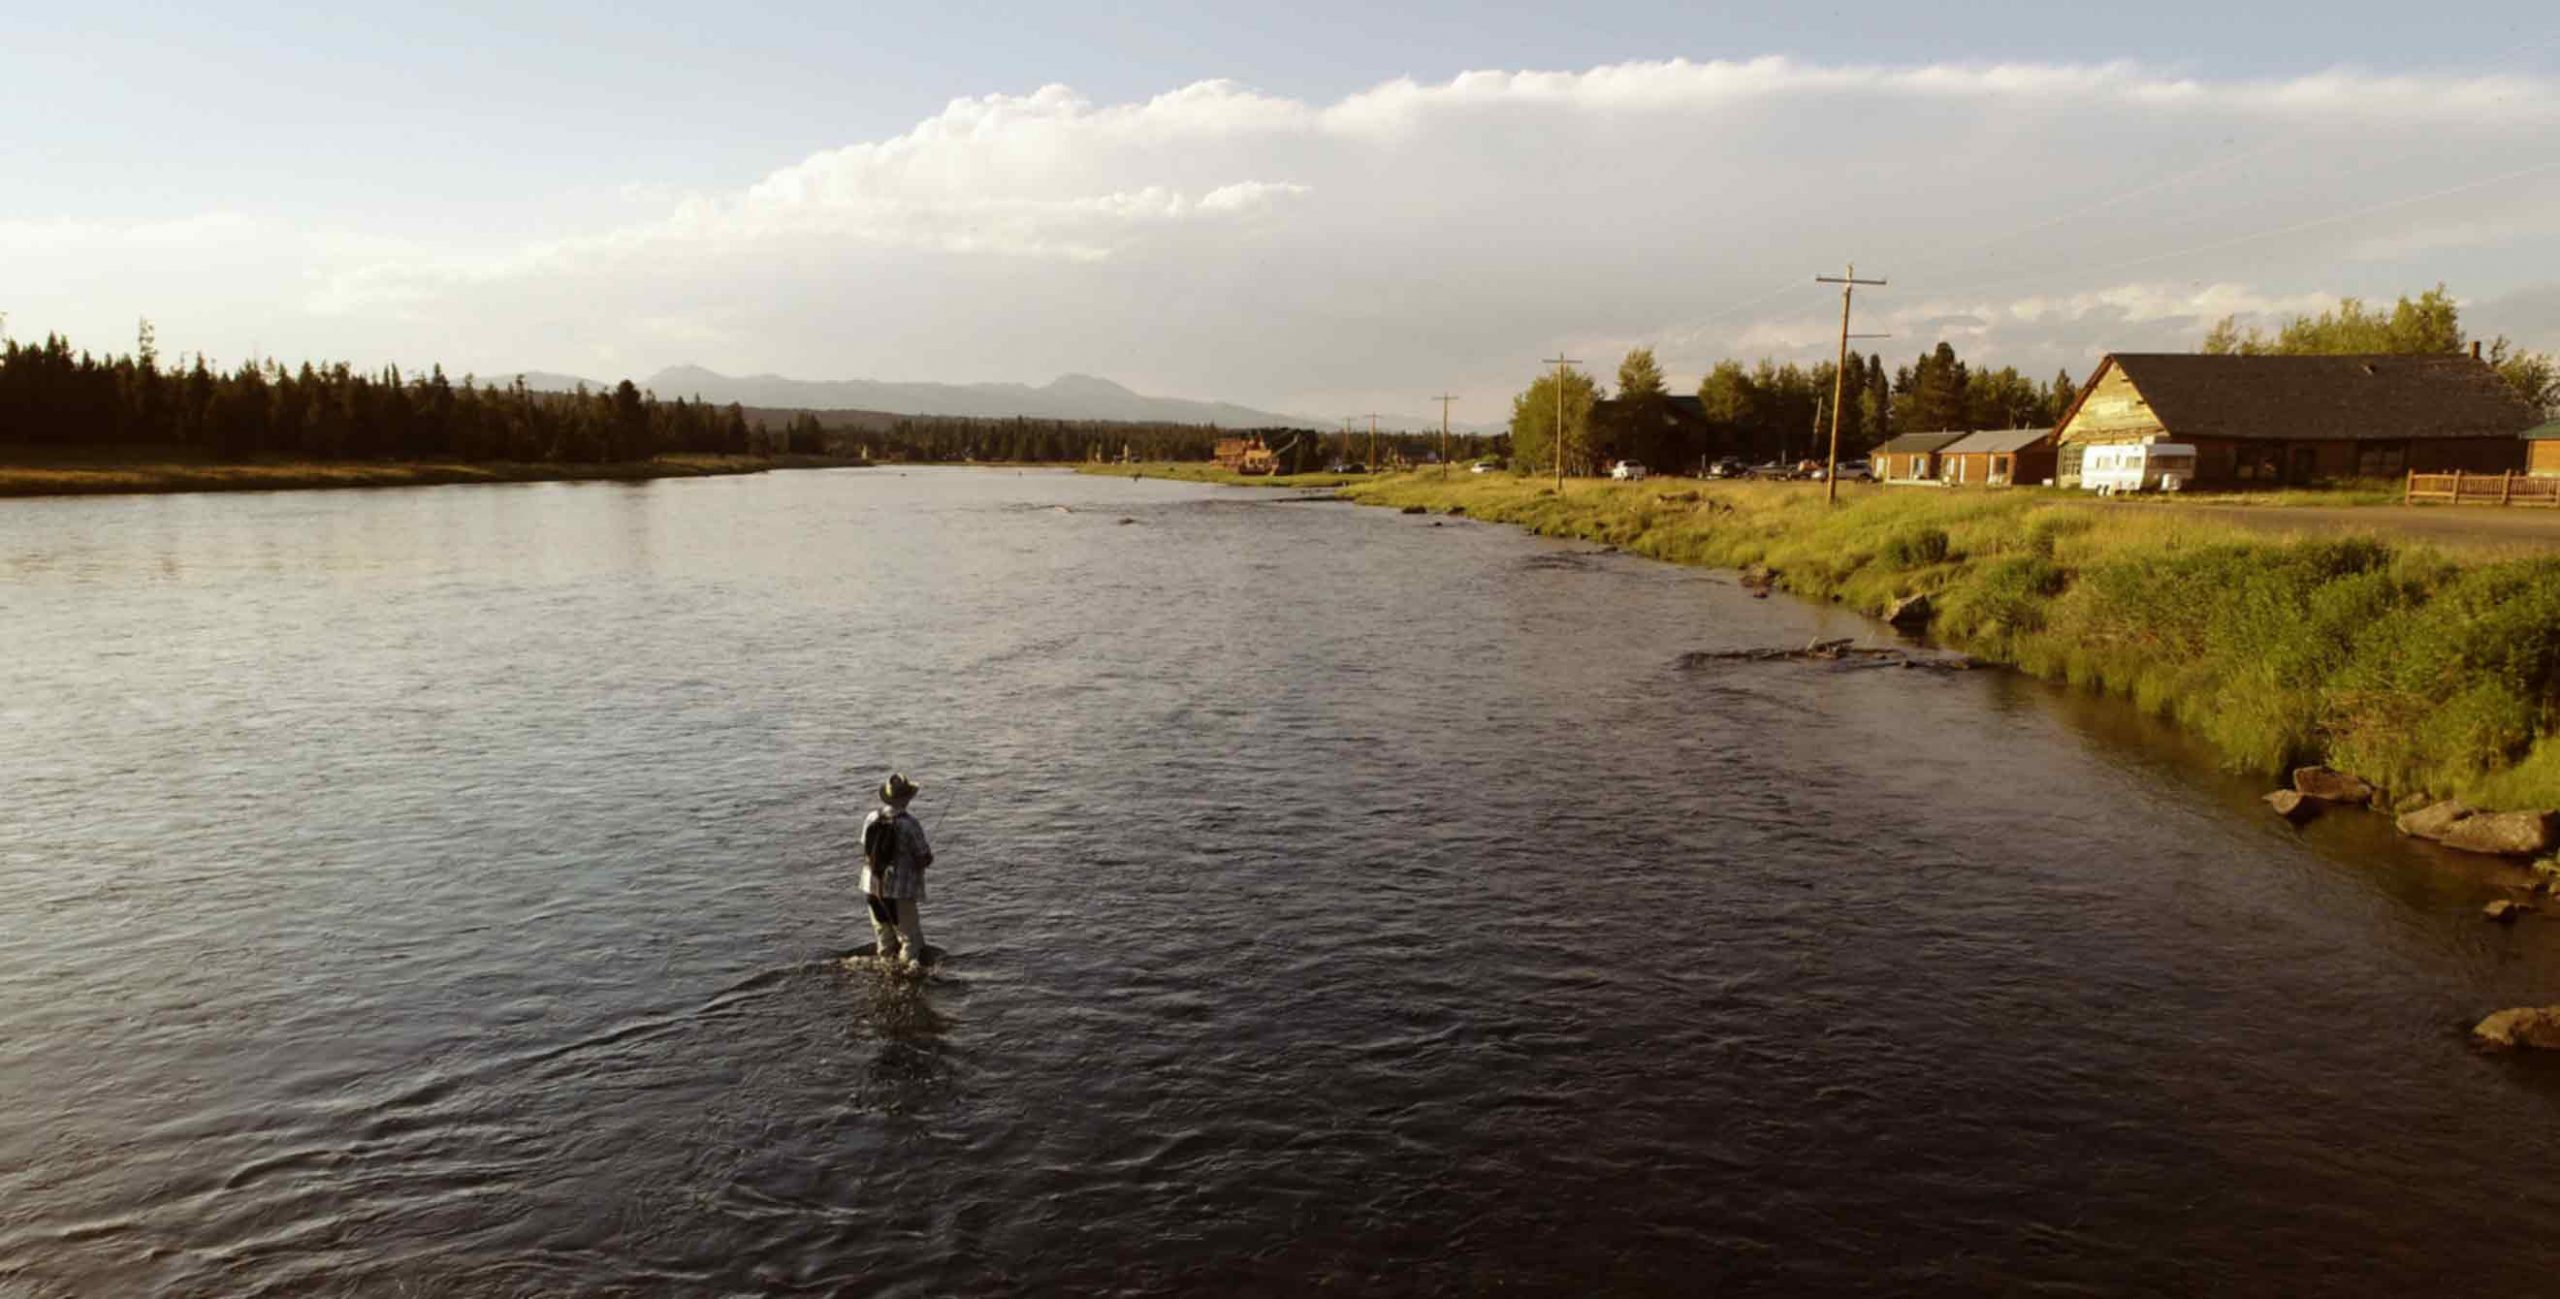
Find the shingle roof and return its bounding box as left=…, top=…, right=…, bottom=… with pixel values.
left=1873, top=431, right=1969, bottom=455
left=1940, top=428, right=2055, bottom=455
left=2522, top=419, right=2560, bottom=441
left=2104, top=353, right=2541, bottom=443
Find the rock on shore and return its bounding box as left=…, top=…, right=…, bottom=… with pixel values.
left=2473, top=1006, right=2560, bottom=1050
left=2397, top=800, right=2478, bottom=841
left=2264, top=790, right=2322, bottom=824
left=2292, top=766, right=2375, bottom=806
left=2393, top=800, right=2559, bottom=857
left=2443, top=811, right=2557, bottom=857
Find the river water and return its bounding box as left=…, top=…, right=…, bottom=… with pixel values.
left=4, top=467, right=2559, bottom=1296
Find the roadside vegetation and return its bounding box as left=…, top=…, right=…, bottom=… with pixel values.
left=1342, top=473, right=2560, bottom=811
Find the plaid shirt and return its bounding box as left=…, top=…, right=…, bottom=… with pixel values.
left=860, top=807, right=932, bottom=901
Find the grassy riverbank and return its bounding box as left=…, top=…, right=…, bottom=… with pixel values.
left=0, top=452, right=866, bottom=498
left=1338, top=474, right=2560, bottom=811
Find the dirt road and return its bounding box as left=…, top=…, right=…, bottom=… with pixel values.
left=2138, top=501, right=2560, bottom=551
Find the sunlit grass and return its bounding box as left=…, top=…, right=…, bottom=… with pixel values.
left=1344, top=471, right=2560, bottom=810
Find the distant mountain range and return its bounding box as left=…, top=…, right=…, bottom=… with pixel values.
left=500, top=365, right=1496, bottom=434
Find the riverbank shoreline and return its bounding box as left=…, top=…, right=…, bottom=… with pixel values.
left=0, top=452, right=870, bottom=498
left=1130, top=465, right=2560, bottom=814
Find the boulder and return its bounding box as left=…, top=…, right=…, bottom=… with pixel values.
left=2396, top=800, right=2476, bottom=841
left=2264, top=790, right=2323, bottom=824
left=1884, top=593, right=1935, bottom=631
left=2442, top=810, right=2557, bottom=857
left=2393, top=791, right=2434, bottom=815
left=2291, top=767, right=2375, bottom=806
left=2473, top=1006, right=2560, bottom=1051
left=2485, top=899, right=2531, bottom=924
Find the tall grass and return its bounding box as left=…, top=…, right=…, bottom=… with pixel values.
left=1343, top=473, right=2560, bottom=810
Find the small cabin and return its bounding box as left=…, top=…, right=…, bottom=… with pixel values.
left=1873, top=431, right=1967, bottom=484
left=1213, top=436, right=1281, bottom=475
left=1937, top=428, right=2059, bottom=487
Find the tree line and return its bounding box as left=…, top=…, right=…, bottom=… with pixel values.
left=0, top=326, right=1366, bottom=467
left=1512, top=286, right=2558, bottom=476
left=755, top=408, right=1342, bottom=466
left=2201, top=285, right=2557, bottom=410
left=0, top=327, right=798, bottom=463
left=1513, top=342, right=2078, bottom=476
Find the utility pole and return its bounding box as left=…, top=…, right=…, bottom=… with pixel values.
left=1542, top=354, right=1581, bottom=489
left=1816, top=263, right=1887, bottom=504
left=1365, top=414, right=1380, bottom=469
left=1434, top=394, right=1458, bottom=478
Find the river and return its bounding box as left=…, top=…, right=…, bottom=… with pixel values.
left=4, top=467, right=2558, bottom=1296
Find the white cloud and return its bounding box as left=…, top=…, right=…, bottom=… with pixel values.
left=11, top=58, right=2560, bottom=417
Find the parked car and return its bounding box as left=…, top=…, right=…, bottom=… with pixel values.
left=1834, top=459, right=1874, bottom=482
left=1743, top=461, right=1793, bottom=480
left=1469, top=461, right=1496, bottom=474
left=1610, top=460, right=1648, bottom=481
left=1704, top=457, right=1748, bottom=479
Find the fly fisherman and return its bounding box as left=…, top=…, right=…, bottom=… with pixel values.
left=860, top=772, right=934, bottom=970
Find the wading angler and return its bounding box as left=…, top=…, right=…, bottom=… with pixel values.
left=859, top=772, right=935, bottom=971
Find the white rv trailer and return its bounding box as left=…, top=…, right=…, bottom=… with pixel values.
left=2077, top=441, right=2196, bottom=495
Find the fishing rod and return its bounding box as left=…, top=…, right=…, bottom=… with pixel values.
left=926, top=785, right=974, bottom=839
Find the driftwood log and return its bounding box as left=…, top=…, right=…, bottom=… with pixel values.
left=1678, top=638, right=1976, bottom=671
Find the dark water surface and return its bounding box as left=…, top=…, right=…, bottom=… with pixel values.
left=6, top=467, right=2560, bottom=1296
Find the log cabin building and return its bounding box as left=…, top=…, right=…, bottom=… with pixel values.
left=2052, top=352, right=2539, bottom=488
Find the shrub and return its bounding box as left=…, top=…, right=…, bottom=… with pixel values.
left=1880, top=526, right=1951, bottom=569
left=1940, top=553, right=2068, bottom=646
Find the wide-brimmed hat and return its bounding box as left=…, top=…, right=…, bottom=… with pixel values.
left=880, top=772, right=921, bottom=804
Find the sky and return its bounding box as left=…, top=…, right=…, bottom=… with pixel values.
left=5, top=0, right=2559, bottom=425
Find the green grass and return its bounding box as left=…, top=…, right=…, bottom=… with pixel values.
left=1341, top=472, right=2560, bottom=810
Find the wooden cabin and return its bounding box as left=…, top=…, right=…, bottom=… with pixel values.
left=1873, top=431, right=1966, bottom=483
left=2053, top=353, right=2538, bottom=487
left=2528, top=420, right=2560, bottom=477
left=1212, top=436, right=1281, bottom=475
left=1938, top=428, right=2059, bottom=487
